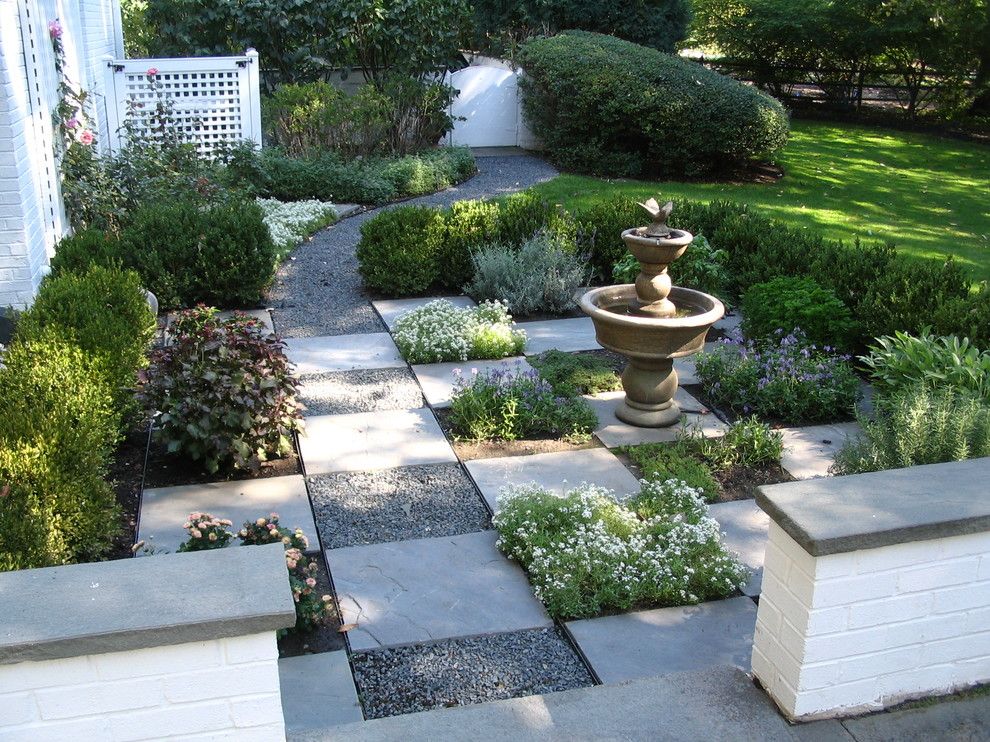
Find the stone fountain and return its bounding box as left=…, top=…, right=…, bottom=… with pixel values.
left=580, top=199, right=725, bottom=427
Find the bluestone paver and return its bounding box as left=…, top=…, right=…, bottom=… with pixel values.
left=840, top=693, right=990, bottom=742
left=327, top=530, right=552, bottom=651
left=285, top=333, right=405, bottom=376
left=279, top=652, right=364, bottom=733
left=298, top=408, right=457, bottom=475
left=586, top=389, right=727, bottom=448
left=465, top=448, right=641, bottom=512
left=519, top=317, right=599, bottom=355
left=412, top=357, right=533, bottom=409
left=565, top=596, right=758, bottom=683
left=138, top=475, right=317, bottom=553
left=373, top=296, right=477, bottom=330
left=779, top=422, right=862, bottom=480
left=709, top=499, right=769, bottom=597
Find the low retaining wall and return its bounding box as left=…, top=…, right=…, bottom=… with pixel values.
left=0, top=543, right=296, bottom=741
left=751, top=458, right=990, bottom=720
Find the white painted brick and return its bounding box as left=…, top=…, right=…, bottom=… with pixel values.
left=812, top=572, right=898, bottom=609
left=222, top=632, right=279, bottom=665
left=1, top=656, right=96, bottom=692
left=163, top=662, right=280, bottom=704
left=896, top=558, right=980, bottom=594
left=754, top=596, right=782, bottom=637
left=978, top=555, right=990, bottom=580
left=848, top=592, right=933, bottom=629
left=228, top=692, right=285, bottom=728
left=964, top=605, right=990, bottom=633
left=838, top=646, right=923, bottom=683
left=793, top=677, right=884, bottom=718
left=760, top=573, right=812, bottom=634
left=2, top=715, right=113, bottom=742
left=805, top=606, right=848, bottom=635
left=0, top=691, right=38, bottom=726
left=35, top=676, right=164, bottom=721
left=93, top=639, right=222, bottom=680
left=108, top=699, right=234, bottom=742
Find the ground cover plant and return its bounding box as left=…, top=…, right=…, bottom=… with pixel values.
left=694, top=329, right=860, bottom=424
left=832, top=385, right=990, bottom=475
left=257, top=198, right=337, bottom=258
left=392, top=300, right=526, bottom=364
left=139, top=307, right=304, bottom=474
left=528, top=350, right=622, bottom=396
left=518, top=31, right=789, bottom=177
left=528, top=120, right=990, bottom=282
left=465, top=231, right=588, bottom=316
left=494, top=480, right=747, bottom=618
left=621, top=417, right=784, bottom=502
left=449, top=366, right=598, bottom=442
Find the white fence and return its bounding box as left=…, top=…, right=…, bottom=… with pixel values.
left=101, top=49, right=263, bottom=155
left=445, top=58, right=541, bottom=149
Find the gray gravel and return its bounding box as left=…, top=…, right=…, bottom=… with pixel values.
left=308, top=464, right=491, bottom=548
left=298, top=368, right=425, bottom=416
left=269, top=155, right=559, bottom=338
left=351, top=627, right=595, bottom=719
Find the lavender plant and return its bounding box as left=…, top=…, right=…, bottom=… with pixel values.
left=694, top=328, right=860, bottom=424
left=449, top=364, right=597, bottom=441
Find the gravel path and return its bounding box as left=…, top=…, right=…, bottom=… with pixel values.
left=351, top=627, right=594, bottom=718
left=309, top=463, right=491, bottom=548
left=269, top=155, right=559, bottom=338
left=298, top=368, right=425, bottom=416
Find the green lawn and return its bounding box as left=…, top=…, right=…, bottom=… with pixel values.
left=530, top=120, right=990, bottom=282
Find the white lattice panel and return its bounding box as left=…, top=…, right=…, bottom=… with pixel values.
left=102, top=51, right=262, bottom=155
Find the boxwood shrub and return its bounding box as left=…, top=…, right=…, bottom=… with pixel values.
left=0, top=331, right=120, bottom=571
left=518, top=31, right=790, bottom=177
left=741, top=276, right=857, bottom=348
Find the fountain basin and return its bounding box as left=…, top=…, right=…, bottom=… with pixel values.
left=580, top=285, right=725, bottom=428
left=621, top=228, right=693, bottom=267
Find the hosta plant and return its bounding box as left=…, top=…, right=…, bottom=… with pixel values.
left=140, top=307, right=304, bottom=473
left=177, top=512, right=233, bottom=552
left=392, top=299, right=526, bottom=364
left=494, top=479, right=746, bottom=618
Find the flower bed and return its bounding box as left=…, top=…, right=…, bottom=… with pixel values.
left=393, top=299, right=526, bottom=364
left=257, top=198, right=337, bottom=259
left=694, top=328, right=860, bottom=425
left=494, top=480, right=747, bottom=619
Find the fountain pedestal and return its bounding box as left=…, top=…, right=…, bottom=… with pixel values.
left=580, top=199, right=724, bottom=429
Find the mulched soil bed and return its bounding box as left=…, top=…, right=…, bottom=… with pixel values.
left=106, top=420, right=151, bottom=561
left=350, top=627, right=594, bottom=719
left=435, top=408, right=602, bottom=462
left=308, top=464, right=491, bottom=548
left=142, top=433, right=302, bottom=488
left=277, top=552, right=347, bottom=658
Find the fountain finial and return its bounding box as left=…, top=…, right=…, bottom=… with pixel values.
left=637, top=198, right=675, bottom=238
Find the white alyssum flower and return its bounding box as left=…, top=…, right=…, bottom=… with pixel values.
left=392, top=298, right=526, bottom=364
left=257, top=198, right=338, bottom=255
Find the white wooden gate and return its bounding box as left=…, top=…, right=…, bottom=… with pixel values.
left=101, top=50, right=263, bottom=155
left=445, top=60, right=541, bottom=150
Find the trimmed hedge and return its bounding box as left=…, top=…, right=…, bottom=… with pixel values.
left=518, top=32, right=790, bottom=177
left=0, top=331, right=120, bottom=571
left=741, top=277, right=857, bottom=349
left=16, top=265, right=156, bottom=415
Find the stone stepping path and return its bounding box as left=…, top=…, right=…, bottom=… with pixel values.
left=298, top=368, right=425, bottom=416
left=780, top=422, right=862, bottom=480
left=565, top=596, right=758, bottom=684
left=138, top=475, right=317, bottom=553
left=308, top=464, right=489, bottom=548
left=279, top=651, right=363, bottom=735
left=519, top=316, right=598, bottom=355
left=372, top=295, right=477, bottom=330
left=298, top=408, right=457, bottom=475
left=709, top=500, right=770, bottom=597
left=412, top=356, right=532, bottom=409
left=285, top=332, right=405, bottom=376
left=465, top=448, right=640, bottom=512
left=586, top=388, right=727, bottom=448
left=327, top=530, right=553, bottom=651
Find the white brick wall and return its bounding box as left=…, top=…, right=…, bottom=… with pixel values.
left=0, top=632, right=286, bottom=741
left=752, top=521, right=990, bottom=720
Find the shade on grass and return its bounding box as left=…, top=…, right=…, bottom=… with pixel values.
left=530, top=120, right=990, bottom=281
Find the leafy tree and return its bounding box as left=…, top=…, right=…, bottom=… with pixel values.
left=473, top=0, right=692, bottom=56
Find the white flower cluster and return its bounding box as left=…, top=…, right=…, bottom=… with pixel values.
left=256, top=198, right=338, bottom=256
left=392, top=298, right=527, bottom=364
left=493, top=479, right=747, bottom=618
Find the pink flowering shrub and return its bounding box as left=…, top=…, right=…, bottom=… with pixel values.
left=283, top=546, right=334, bottom=633
left=177, top=512, right=233, bottom=552
left=238, top=512, right=308, bottom=550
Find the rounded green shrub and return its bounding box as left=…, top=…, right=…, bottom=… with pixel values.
left=741, top=276, right=857, bottom=348
left=16, top=266, right=156, bottom=415
left=0, top=331, right=120, bottom=571
left=356, top=206, right=447, bottom=295
left=518, top=31, right=790, bottom=177
left=49, top=228, right=123, bottom=277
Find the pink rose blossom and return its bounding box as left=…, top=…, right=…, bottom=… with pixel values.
left=190, top=528, right=202, bottom=539
left=286, top=559, right=297, bottom=569
left=65, top=117, right=78, bottom=130
left=208, top=532, right=218, bottom=542
left=147, top=67, right=159, bottom=77
left=305, top=578, right=316, bottom=588
left=79, top=130, right=94, bottom=146
left=48, top=20, right=62, bottom=39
